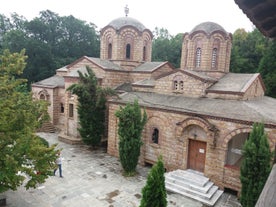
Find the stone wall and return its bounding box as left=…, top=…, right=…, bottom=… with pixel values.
left=107, top=101, right=276, bottom=193
left=154, top=71, right=211, bottom=97
left=242, top=75, right=265, bottom=100
left=104, top=70, right=130, bottom=88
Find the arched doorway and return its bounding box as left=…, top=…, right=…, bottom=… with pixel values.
left=185, top=125, right=207, bottom=172
left=188, top=139, right=206, bottom=172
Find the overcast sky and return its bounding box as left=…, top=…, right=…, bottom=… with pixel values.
left=2, top=0, right=254, bottom=35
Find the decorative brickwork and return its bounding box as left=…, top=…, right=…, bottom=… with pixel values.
left=180, top=23, right=232, bottom=78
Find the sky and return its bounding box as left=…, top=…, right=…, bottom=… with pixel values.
left=1, top=0, right=255, bottom=35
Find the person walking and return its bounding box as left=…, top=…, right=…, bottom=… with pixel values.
left=54, top=152, right=63, bottom=178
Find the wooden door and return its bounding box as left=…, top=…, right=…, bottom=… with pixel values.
left=188, top=139, right=206, bottom=172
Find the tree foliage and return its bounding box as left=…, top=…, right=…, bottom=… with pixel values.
left=258, top=41, right=276, bottom=98
left=0, top=11, right=100, bottom=86
left=152, top=27, right=182, bottom=68
left=140, top=156, right=167, bottom=207
left=115, top=100, right=147, bottom=175
left=230, top=29, right=268, bottom=73
left=0, top=49, right=58, bottom=193
left=230, top=28, right=275, bottom=97
left=67, top=66, right=115, bottom=147
left=240, top=123, right=272, bottom=207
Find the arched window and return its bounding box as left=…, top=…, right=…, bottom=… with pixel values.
left=211, top=48, right=217, bottom=69
left=143, top=46, right=146, bottom=61
left=152, top=128, right=159, bottom=144
left=126, top=44, right=131, bottom=59
left=226, top=133, right=248, bottom=167
left=173, top=75, right=184, bottom=92
left=108, top=43, right=112, bottom=59
left=174, top=80, right=178, bottom=90
left=196, top=48, right=201, bottom=67
left=60, top=103, right=64, bottom=113
left=39, top=94, right=46, bottom=100
left=180, top=81, right=184, bottom=90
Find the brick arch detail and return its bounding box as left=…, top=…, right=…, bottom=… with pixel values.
left=222, top=127, right=252, bottom=149
left=145, top=115, right=167, bottom=146
left=175, top=117, right=218, bottom=147
left=177, top=117, right=216, bottom=134
left=147, top=115, right=166, bottom=131
left=38, top=89, right=50, bottom=100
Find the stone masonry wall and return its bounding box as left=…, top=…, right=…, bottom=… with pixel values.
left=154, top=71, right=211, bottom=97
left=107, top=101, right=276, bottom=193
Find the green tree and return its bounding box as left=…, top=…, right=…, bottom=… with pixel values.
left=115, top=100, right=147, bottom=176
left=140, top=156, right=167, bottom=207
left=152, top=27, right=182, bottom=68
left=258, top=41, right=276, bottom=97
left=240, top=123, right=272, bottom=207
left=0, top=11, right=100, bottom=85
left=67, top=66, right=114, bottom=147
left=0, top=49, right=58, bottom=193
left=230, top=29, right=268, bottom=74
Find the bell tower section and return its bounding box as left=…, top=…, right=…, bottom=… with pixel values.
left=100, top=6, right=153, bottom=67
left=180, top=22, right=232, bottom=78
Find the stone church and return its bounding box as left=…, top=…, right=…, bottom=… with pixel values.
left=32, top=11, right=276, bottom=195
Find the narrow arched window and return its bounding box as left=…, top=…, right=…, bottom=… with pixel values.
left=211, top=48, right=217, bottom=69
left=60, top=103, right=64, bottom=113
left=180, top=81, right=184, bottom=90
left=174, top=80, right=178, bottom=90
left=126, top=44, right=131, bottom=59
left=108, top=43, right=112, bottom=59
left=39, top=94, right=46, bottom=100
left=143, top=46, right=146, bottom=61
left=152, top=128, right=159, bottom=144
left=196, top=48, right=201, bottom=67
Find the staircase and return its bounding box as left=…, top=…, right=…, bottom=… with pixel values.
left=165, top=169, right=223, bottom=206
left=37, top=122, right=56, bottom=133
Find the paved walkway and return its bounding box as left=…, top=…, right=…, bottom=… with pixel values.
left=3, top=133, right=241, bottom=207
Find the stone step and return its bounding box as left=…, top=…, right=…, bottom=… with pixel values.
left=38, top=122, right=56, bottom=133
left=166, top=181, right=218, bottom=200
left=165, top=169, right=223, bottom=206
left=167, top=169, right=209, bottom=187
left=166, top=183, right=223, bottom=206
left=58, top=134, right=83, bottom=145
left=165, top=175, right=214, bottom=194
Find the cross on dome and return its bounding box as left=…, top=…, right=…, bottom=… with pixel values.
left=124, top=5, right=129, bottom=17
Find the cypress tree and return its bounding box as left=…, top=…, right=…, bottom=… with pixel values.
left=140, top=156, right=167, bottom=207
left=115, top=100, right=147, bottom=175
left=240, top=123, right=272, bottom=207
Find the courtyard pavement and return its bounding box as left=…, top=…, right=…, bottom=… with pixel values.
left=3, top=132, right=241, bottom=207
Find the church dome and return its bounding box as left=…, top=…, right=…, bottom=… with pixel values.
left=107, top=17, right=146, bottom=32
left=190, top=22, right=227, bottom=35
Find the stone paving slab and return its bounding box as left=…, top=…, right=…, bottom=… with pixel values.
left=3, top=132, right=241, bottom=207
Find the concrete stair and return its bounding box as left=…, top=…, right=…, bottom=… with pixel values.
left=165, top=169, right=223, bottom=206
left=37, top=122, right=56, bottom=133
left=58, top=133, right=83, bottom=145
